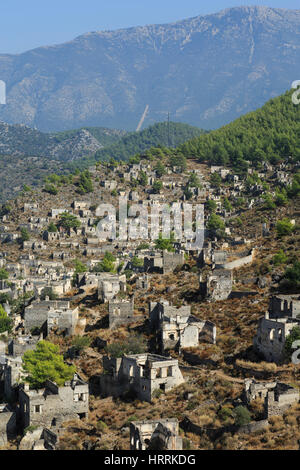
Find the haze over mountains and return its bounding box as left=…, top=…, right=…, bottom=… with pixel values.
left=0, top=5, right=299, bottom=132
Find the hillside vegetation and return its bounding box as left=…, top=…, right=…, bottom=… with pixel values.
left=94, top=122, right=206, bottom=162
left=179, top=90, right=300, bottom=170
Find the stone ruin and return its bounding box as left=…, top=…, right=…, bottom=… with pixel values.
left=136, top=274, right=150, bottom=291
left=99, top=353, right=185, bottom=402
left=108, top=296, right=138, bottom=329
left=244, top=379, right=299, bottom=418
left=24, top=297, right=79, bottom=337
left=8, top=334, right=42, bottom=357
left=149, top=300, right=216, bottom=353
left=97, top=273, right=126, bottom=302
left=253, top=295, right=300, bottom=363
left=268, top=295, right=300, bottom=319
left=19, top=373, right=89, bottom=431
left=144, top=251, right=185, bottom=274
left=199, top=268, right=232, bottom=301
left=0, top=404, right=16, bottom=447
left=130, top=418, right=182, bottom=450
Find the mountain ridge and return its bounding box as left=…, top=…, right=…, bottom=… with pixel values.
left=0, top=6, right=300, bottom=131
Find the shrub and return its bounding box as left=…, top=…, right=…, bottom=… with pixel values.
left=0, top=268, right=9, bottom=280
left=44, top=183, right=58, bottom=195
left=272, top=249, right=288, bottom=266
left=47, top=222, right=58, bottom=233
left=233, top=406, right=251, bottom=426
left=20, top=228, right=30, bottom=242
left=282, top=261, right=300, bottom=289
left=105, top=334, right=147, bottom=358
left=58, top=212, right=81, bottom=230
left=71, top=336, right=91, bottom=354
left=276, top=218, right=294, bottom=238
left=0, top=305, right=12, bottom=333
left=96, top=420, right=108, bottom=433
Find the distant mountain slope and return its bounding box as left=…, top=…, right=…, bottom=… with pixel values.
left=93, top=121, right=206, bottom=163
left=0, top=154, right=66, bottom=202
left=0, top=6, right=299, bottom=131
left=179, top=90, right=300, bottom=168
left=0, top=120, right=204, bottom=200
left=0, top=122, right=124, bottom=161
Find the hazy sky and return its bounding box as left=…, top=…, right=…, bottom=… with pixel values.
left=0, top=0, right=299, bottom=54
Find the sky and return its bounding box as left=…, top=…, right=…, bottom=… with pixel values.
left=0, top=0, right=299, bottom=54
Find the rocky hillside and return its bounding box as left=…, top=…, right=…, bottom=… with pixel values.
left=0, top=122, right=124, bottom=161
left=0, top=6, right=299, bottom=131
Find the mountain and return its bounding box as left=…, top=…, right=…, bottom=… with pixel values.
left=0, top=6, right=299, bottom=132
left=179, top=89, right=300, bottom=168
left=0, top=122, right=125, bottom=161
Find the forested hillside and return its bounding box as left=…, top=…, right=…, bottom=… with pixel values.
left=179, top=90, right=300, bottom=170
left=94, top=122, right=206, bottom=163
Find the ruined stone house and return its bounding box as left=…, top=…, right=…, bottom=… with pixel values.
left=24, top=298, right=78, bottom=337
left=8, top=334, right=41, bottom=357
left=244, top=379, right=299, bottom=418
left=253, top=312, right=300, bottom=363
left=97, top=274, right=126, bottom=303
left=253, top=296, right=300, bottom=363
left=144, top=251, right=185, bottom=274
left=0, top=404, right=16, bottom=446
left=100, top=354, right=184, bottom=402
left=199, top=269, right=232, bottom=301
left=108, top=297, right=136, bottom=329
left=269, top=295, right=300, bottom=319
left=136, top=274, right=150, bottom=291
left=130, top=418, right=182, bottom=450
left=149, top=300, right=216, bottom=353
left=19, top=373, right=89, bottom=430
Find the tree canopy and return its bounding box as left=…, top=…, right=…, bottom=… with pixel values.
left=22, top=341, right=76, bottom=389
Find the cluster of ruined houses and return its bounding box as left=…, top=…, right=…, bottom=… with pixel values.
left=0, top=158, right=299, bottom=450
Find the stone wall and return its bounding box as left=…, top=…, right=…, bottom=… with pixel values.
left=0, top=405, right=16, bottom=446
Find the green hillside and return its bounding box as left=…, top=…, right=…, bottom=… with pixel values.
left=178, top=90, right=300, bottom=170
left=94, top=122, right=206, bottom=162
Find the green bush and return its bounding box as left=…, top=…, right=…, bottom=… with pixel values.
left=276, top=219, right=294, bottom=238
left=233, top=406, right=251, bottom=427
left=0, top=305, right=12, bottom=333
left=71, top=336, right=91, bottom=354
left=105, top=334, right=147, bottom=358
left=272, top=249, right=288, bottom=266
